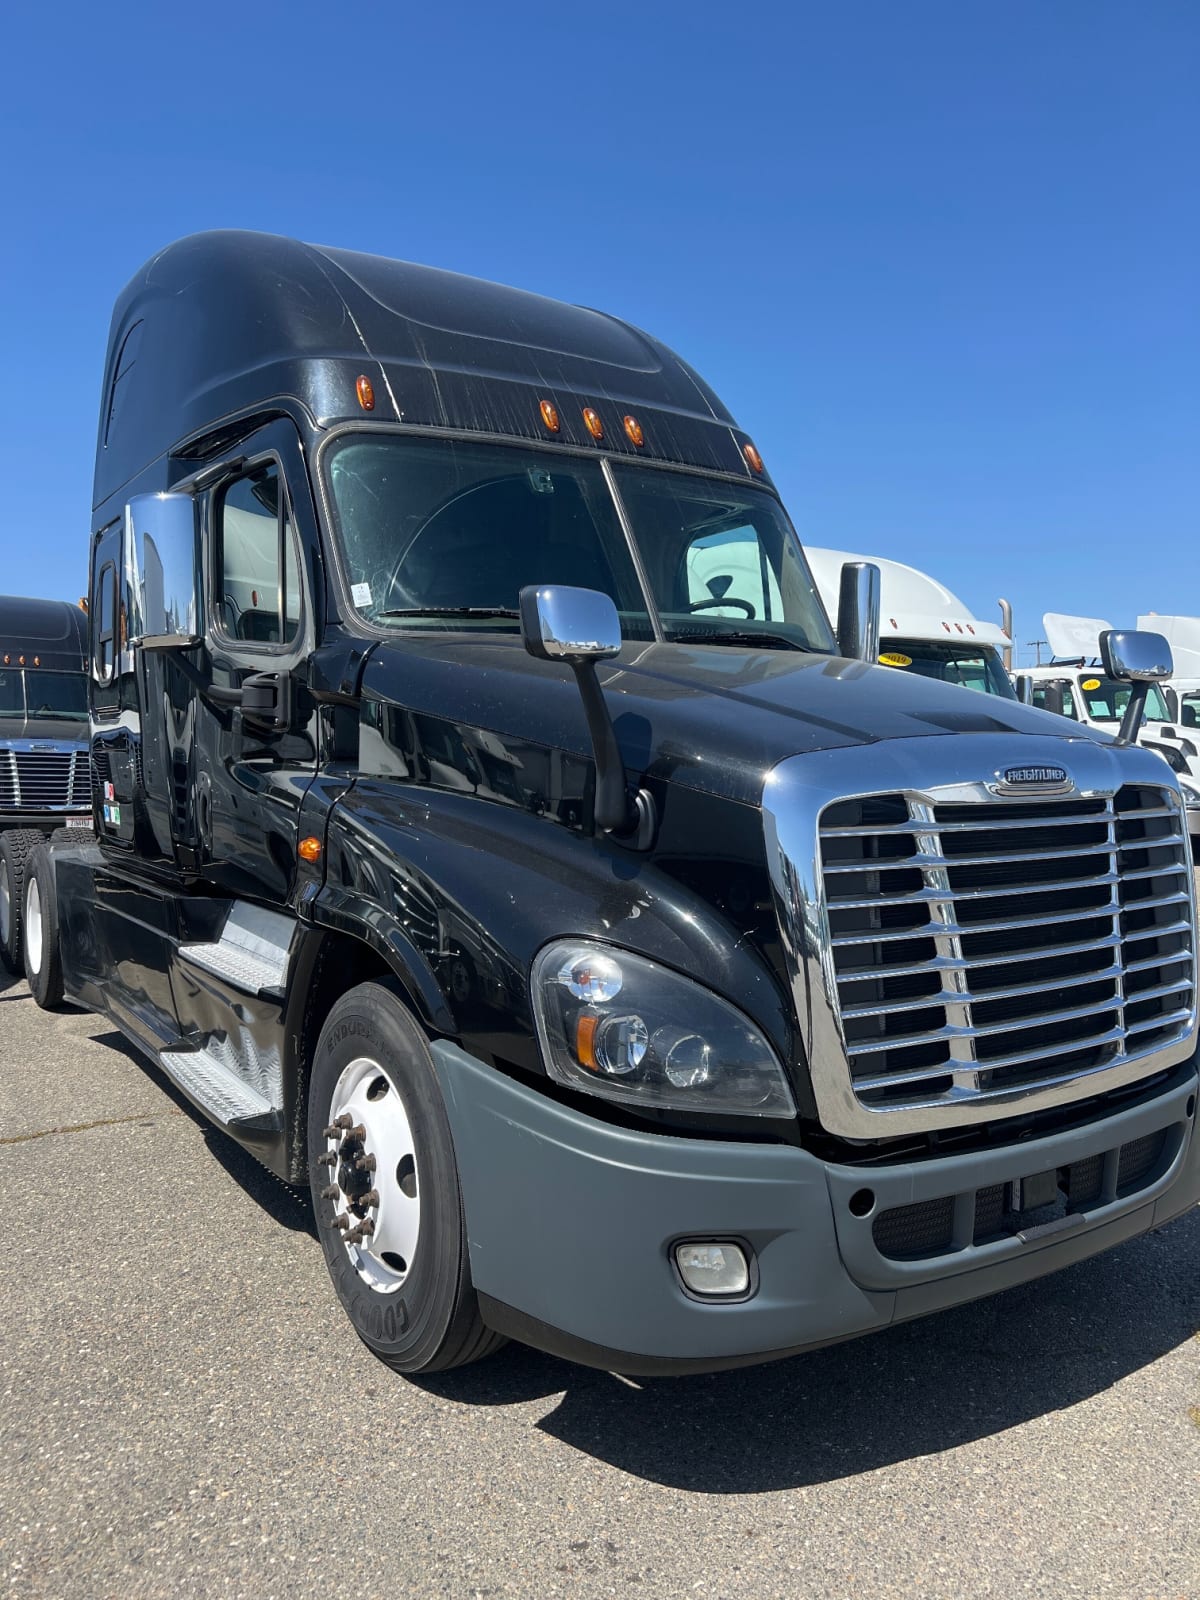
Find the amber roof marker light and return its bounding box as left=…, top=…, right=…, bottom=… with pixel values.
left=539, top=399, right=560, bottom=433
left=356, top=374, right=376, bottom=412
left=582, top=407, right=604, bottom=441
left=743, top=441, right=764, bottom=474
left=623, top=415, right=644, bottom=447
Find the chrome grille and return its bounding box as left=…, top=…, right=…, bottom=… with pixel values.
left=819, top=784, right=1195, bottom=1117
left=0, top=747, right=91, bottom=811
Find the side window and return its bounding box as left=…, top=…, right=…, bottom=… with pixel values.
left=683, top=525, right=783, bottom=620
left=95, top=560, right=117, bottom=683
left=1060, top=682, right=1078, bottom=720
left=216, top=463, right=300, bottom=648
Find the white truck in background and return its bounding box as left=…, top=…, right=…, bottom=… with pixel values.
left=802, top=546, right=1016, bottom=698
left=1138, top=615, right=1200, bottom=734
left=1016, top=613, right=1200, bottom=858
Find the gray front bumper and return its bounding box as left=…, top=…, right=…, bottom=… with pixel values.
left=431, top=1043, right=1199, bottom=1374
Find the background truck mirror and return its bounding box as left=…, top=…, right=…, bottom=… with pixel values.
left=124, top=492, right=201, bottom=650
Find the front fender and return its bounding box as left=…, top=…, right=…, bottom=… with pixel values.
left=319, top=780, right=798, bottom=1083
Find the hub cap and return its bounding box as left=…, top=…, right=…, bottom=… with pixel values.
left=24, top=876, right=42, bottom=976
left=321, top=1056, right=420, bottom=1293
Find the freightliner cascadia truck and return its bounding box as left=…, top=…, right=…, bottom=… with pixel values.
left=0, top=596, right=91, bottom=973
left=21, top=232, right=1199, bottom=1376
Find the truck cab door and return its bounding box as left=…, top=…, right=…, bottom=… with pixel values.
left=195, top=421, right=319, bottom=905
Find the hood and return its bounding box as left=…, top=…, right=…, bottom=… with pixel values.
left=360, top=636, right=1107, bottom=807
left=0, top=720, right=89, bottom=747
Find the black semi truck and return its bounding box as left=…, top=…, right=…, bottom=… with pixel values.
left=0, top=595, right=91, bottom=973
left=22, top=231, right=1198, bottom=1375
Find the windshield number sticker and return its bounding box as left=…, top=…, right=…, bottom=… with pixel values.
left=879, top=652, right=912, bottom=668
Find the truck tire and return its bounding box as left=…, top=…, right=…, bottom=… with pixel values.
left=0, top=831, right=39, bottom=975
left=22, top=844, right=65, bottom=1009
left=308, top=981, right=505, bottom=1374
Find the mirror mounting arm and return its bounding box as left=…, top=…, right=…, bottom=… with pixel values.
left=519, top=583, right=656, bottom=847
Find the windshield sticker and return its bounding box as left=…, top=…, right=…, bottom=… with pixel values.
left=879, top=652, right=912, bottom=668
left=1081, top=677, right=1101, bottom=691
left=351, top=582, right=372, bottom=608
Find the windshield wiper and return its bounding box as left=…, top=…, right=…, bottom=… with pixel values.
left=375, top=607, right=521, bottom=620
left=670, top=628, right=808, bottom=652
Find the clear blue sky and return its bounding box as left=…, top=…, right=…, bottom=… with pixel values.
left=1, top=1, right=1195, bottom=666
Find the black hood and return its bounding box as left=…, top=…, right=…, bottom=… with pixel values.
left=360, top=636, right=1102, bottom=807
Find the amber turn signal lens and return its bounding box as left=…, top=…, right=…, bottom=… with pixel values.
left=539, top=399, right=560, bottom=433
left=743, top=442, right=764, bottom=474
left=582, top=407, right=604, bottom=441
left=623, top=415, right=644, bottom=447
left=575, top=1012, right=600, bottom=1070
left=18, top=655, right=25, bottom=666
left=298, top=836, right=323, bottom=863
left=356, top=374, right=376, bottom=412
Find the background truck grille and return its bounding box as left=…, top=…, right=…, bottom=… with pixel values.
left=818, top=784, right=1195, bottom=1116
left=0, top=748, right=90, bottom=811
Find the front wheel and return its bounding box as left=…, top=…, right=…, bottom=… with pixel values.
left=307, top=981, right=504, bottom=1374
left=22, top=844, right=64, bottom=1009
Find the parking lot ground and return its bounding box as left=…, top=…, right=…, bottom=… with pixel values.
left=1, top=960, right=1198, bottom=1600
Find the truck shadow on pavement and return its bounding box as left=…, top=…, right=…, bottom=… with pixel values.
left=419, top=1209, right=1199, bottom=1493
left=88, top=1025, right=318, bottom=1238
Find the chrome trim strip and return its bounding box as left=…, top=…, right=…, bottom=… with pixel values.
left=761, top=733, right=1200, bottom=1139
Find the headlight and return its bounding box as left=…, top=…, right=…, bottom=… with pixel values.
left=1180, top=779, right=1200, bottom=810
left=532, top=940, right=796, bottom=1117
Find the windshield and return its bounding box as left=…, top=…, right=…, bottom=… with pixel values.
left=877, top=640, right=1015, bottom=698
left=324, top=436, right=835, bottom=652
left=0, top=669, right=87, bottom=723
left=1075, top=674, right=1171, bottom=724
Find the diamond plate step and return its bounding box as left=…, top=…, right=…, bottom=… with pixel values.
left=159, top=1044, right=277, bottom=1127
left=177, top=901, right=293, bottom=997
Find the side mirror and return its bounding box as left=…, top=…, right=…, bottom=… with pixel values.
left=1099, top=629, right=1172, bottom=684
left=125, top=492, right=200, bottom=649
left=520, top=585, right=640, bottom=837
left=519, top=585, right=621, bottom=663
left=1015, top=675, right=1034, bottom=706
left=1099, top=629, right=1173, bottom=746
left=836, top=561, right=881, bottom=663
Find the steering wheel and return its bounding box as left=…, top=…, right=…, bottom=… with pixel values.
left=685, top=596, right=756, bottom=618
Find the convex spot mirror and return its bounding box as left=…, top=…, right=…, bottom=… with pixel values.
left=1099, top=629, right=1173, bottom=684
left=519, top=585, right=622, bottom=663
left=124, top=492, right=201, bottom=649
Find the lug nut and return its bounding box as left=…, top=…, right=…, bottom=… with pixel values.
left=359, top=1219, right=375, bottom=1238
left=356, top=1153, right=377, bottom=1173
left=332, top=1113, right=354, bottom=1130
left=320, top=1185, right=339, bottom=1201
left=362, top=1189, right=380, bottom=1208
left=349, top=1124, right=366, bottom=1142
left=317, top=1152, right=337, bottom=1168
left=345, top=1228, right=364, bottom=1245
left=334, top=1213, right=351, bottom=1232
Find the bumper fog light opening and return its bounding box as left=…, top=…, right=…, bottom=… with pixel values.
left=672, top=1238, right=755, bottom=1301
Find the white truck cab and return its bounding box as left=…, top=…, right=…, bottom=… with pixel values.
left=1017, top=614, right=1200, bottom=855
left=1138, top=615, right=1200, bottom=738
left=802, top=546, right=1015, bottom=697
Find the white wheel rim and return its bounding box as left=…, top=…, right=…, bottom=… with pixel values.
left=24, top=876, right=43, bottom=976
left=321, top=1056, right=420, bottom=1294
left=0, top=869, right=9, bottom=946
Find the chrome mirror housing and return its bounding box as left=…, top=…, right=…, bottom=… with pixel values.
left=836, top=561, right=881, bottom=663
left=1099, top=629, right=1172, bottom=683
left=519, top=585, right=622, bottom=664
left=124, top=493, right=201, bottom=649
left=1099, top=629, right=1173, bottom=746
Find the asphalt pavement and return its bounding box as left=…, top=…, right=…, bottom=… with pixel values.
left=1, top=958, right=1198, bottom=1600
